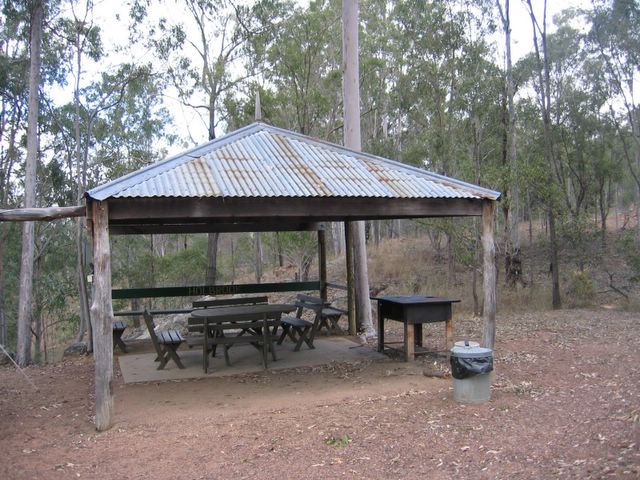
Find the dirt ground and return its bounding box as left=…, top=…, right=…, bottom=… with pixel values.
left=1, top=308, right=639, bottom=479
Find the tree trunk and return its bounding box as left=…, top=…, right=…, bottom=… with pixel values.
left=73, top=21, right=92, bottom=347
left=345, top=222, right=356, bottom=335
left=636, top=149, right=640, bottom=242
left=446, top=232, right=455, bottom=285
left=526, top=0, right=561, bottom=309
left=254, top=232, right=263, bottom=284
left=548, top=208, right=561, bottom=308
left=275, top=232, right=284, bottom=267
left=473, top=219, right=481, bottom=316
left=16, top=0, right=43, bottom=366
left=0, top=119, right=19, bottom=347
left=497, top=0, right=522, bottom=286
left=332, top=222, right=345, bottom=255
left=206, top=232, right=219, bottom=285
left=318, top=230, right=327, bottom=300
left=343, top=0, right=374, bottom=336
left=482, top=201, right=497, bottom=349
left=0, top=223, right=8, bottom=346
left=76, top=226, right=92, bottom=349
left=130, top=298, right=141, bottom=328
left=373, top=220, right=380, bottom=247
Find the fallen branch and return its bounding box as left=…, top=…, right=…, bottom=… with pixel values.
left=606, top=272, right=629, bottom=300
left=0, top=344, right=38, bottom=391
left=0, top=205, right=85, bottom=222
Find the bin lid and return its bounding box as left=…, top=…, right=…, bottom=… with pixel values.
left=454, top=340, right=480, bottom=348
left=451, top=345, right=493, bottom=359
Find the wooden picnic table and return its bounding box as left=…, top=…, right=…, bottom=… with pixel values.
left=373, top=295, right=460, bottom=361
left=189, top=303, right=297, bottom=373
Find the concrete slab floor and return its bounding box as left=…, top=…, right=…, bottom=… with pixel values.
left=118, top=336, right=388, bottom=384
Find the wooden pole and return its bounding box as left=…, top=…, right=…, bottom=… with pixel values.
left=345, top=222, right=356, bottom=335
left=318, top=229, right=327, bottom=301
left=90, top=201, right=114, bottom=431
left=482, top=200, right=497, bottom=350
left=0, top=205, right=85, bottom=221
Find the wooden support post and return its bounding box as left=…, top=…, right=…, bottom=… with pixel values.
left=482, top=200, right=497, bottom=350
left=345, top=221, right=356, bottom=335
left=404, top=322, right=415, bottom=362
left=318, top=229, right=327, bottom=301
left=90, top=201, right=114, bottom=431
left=445, top=318, right=453, bottom=350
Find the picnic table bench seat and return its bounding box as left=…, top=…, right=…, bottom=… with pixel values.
left=191, top=295, right=269, bottom=309
left=277, top=294, right=346, bottom=350
left=296, top=294, right=347, bottom=335
left=142, top=309, right=185, bottom=370
left=112, top=321, right=128, bottom=352
left=278, top=316, right=315, bottom=351
left=317, top=306, right=346, bottom=333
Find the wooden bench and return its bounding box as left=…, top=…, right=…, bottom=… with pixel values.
left=142, top=309, right=185, bottom=370
left=277, top=294, right=346, bottom=350
left=277, top=316, right=315, bottom=351
left=112, top=321, right=128, bottom=352
left=192, top=295, right=269, bottom=309
left=277, top=295, right=318, bottom=351
left=296, top=294, right=347, bottom=335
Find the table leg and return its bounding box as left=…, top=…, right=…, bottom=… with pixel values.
left=404, top=322, right=415, bottom=362
left=414, top=323, right=423, bottom=347
left=203, top=319, right=209, bottom=373
left=377, top=303, right=384, bottom=353
left=445, top=317, right=453, bottom=350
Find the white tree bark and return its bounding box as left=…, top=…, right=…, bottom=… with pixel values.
left=16, top=0, right=43, bottom=366
left=482, top=201, right=497, bottom=349
left=343, top=0, right=374, bottom=336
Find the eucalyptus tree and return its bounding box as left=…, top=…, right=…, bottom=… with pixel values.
left=1, top=0, right=80, bottom=358
left=387, top=0, right=503, bottom=285
left=522, top=0, right=562, bottom=308
left=46, top=0, right=166, bottom=345
left=15, top=0, right=44, bottom=365
left=586, top=0, right=640, bottom=240
left=248, top=0, right=342, bottom=139
left=149, top=0, right=289, bottom=286
left=495, top=0, right=522, bottom=285
left=515, top=5, right=625, bottom=281
left=50, top=0, right=103, bottom=346
left=0, top=2, right=31, bottom=347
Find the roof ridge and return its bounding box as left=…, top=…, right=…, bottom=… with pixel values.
left=86, top=121, right=501, bottom=202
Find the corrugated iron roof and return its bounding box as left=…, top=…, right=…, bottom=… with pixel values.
left=87, top=122, right=501, bottom=202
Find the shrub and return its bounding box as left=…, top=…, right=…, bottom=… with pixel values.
left=566, top=270, right=595, bottom=308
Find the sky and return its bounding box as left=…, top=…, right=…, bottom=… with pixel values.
left=62, top=0, right=586, bottom=153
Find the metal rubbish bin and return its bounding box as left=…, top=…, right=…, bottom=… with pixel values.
left=450, top=343, right=493, bottom=403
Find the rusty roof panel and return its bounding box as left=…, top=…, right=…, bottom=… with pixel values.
left=87, top=122, right=501, bottom=202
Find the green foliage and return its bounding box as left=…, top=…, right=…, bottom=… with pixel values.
left=566, top=271, right=596, bottom=308
left=264, top=232, right=317, bottom=281
left=557, top=213, right=601, bottom=269
left=617, top=232, right=640, bottom=283
left=324, top=434, right=352, bottom=446
left=2, top=0, right=640, bottom=355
